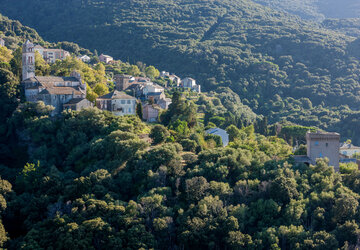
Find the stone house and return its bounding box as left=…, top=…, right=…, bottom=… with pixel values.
left=96, top=90, right=137, bottom=116
left=168, top=75, right=181, bottom=86
left=340, top=143, right=360, bottom=157
left=34, top=45, right=70, bottom=63
left=293, top=131, right=341, bottom=172
left=181, top=77, right=201, bottom=93
left=63, top=98, right=93, bottom=111
left=114, top=74, right=134, bottom=91
left=133, top=77, right=151, bottom=84
left=182, top=77, right=196, bottom=88
left=22, top=40, right=90, bottom=115
left=147, top=92, right=166, bottom=104
left=142, top=83, right=164, bottom=96
left=78, top=55, right=91, bottom=63
left=142, top=104, right=161, bottom=122
left=99, top=54, right=113, bottom=64
left=36, top=82, right=87, bottom=114
left=114, top=75, right=151, bottom=91
left=306, top=131, right=340, bottom=171
left=158, top=98, right=172, bottom=110
left=127, top=83, right=145, bottom=98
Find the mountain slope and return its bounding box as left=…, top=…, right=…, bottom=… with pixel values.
left=254, top=0, right=360, bottom=21
left=2, top=0, right=360, bottom=142
left=322, top=18, right=360, bottom=37
left=0, top=14, right=44, bottom=49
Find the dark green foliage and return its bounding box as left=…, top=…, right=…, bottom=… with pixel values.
left=57, top=41, right=91, bottom=56
left=323, top=18, right=360, bottom=37
left=180, top=139, right=197, bottom=152
left=254, top=0, right=360, bottom=20
left=161, top=92, right=197, bottom=128
left=136, top=102, right=143, bottom=119
left=0, top=105, right=360, bottom=249
left=279, top=125, right=317, bottom=145
left=205, top=134, right=223, bottom=147
left=149, top=125, right=170, bottom=145
left=0, top=14, right=43, bottom=50
left=294, top=144, right=307, bottom=155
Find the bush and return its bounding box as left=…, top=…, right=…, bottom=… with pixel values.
left=149, top=125, right=170, bottom=145
left=180, top=139, right=197, bottom=152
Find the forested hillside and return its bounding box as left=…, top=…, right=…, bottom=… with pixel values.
left=2, top=7, right=360, bottom=249
left=322, top=18, right=360, bottom=37
left=254, top=0, right=360, bottom=20
left=0, top=14, right=44, bottom=50
left=2, top=0, right=360, bottom=143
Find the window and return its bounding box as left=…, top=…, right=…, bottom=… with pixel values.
left=121, top=100, right=125, bottom=104
left=127, top=100, right=131, bottom=104
left=326, top=143, right=328, bottom=147
left=128, top=108, right=132, bottom=113
left=315, top=141, right=319, bottom=146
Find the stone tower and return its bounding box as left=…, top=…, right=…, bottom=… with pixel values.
left=306, top=131, right=340, bottom=171
left=114, top=74, right=132, bottom=91
left=22, top=40, right=35, bottom=81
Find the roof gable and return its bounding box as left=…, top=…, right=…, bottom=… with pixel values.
left=38, top=86, right=83, bottom=95
left=97, top=90, right=135, bottom=100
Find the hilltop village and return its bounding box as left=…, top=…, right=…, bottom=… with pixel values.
left=21, top=40, right=200, bottom=120
left=4, top=39, right=360, bottom=172
left=3, top=11, right=360, bottom=247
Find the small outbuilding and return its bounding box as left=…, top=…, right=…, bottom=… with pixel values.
left=205, top=127, right=229, bottom=147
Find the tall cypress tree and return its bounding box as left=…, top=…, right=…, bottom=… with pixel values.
left=136, top=102, right=143, bottom=119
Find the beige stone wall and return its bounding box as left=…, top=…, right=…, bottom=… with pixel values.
left=306, top=132, right=340, bottom=171
left=111, top=99, right=136, bottom=116
left=340, top=148, right=360, bottom=157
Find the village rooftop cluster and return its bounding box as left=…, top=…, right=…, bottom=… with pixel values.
left=19, top=40, right=201, bottom=122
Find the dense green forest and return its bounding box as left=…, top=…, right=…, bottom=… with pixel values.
left=1, top=0, right=360, bottom=143
left=254, top=0, right=360, bottom=20
left=0, top=47, right=359, bottom=247
left=2, top=99, right=360, bottom=249
left=3, top=100, right=360, bottom=249
left=2, top=7, right=360, bottom=249
left=322, top=18, right=360, bottom=37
